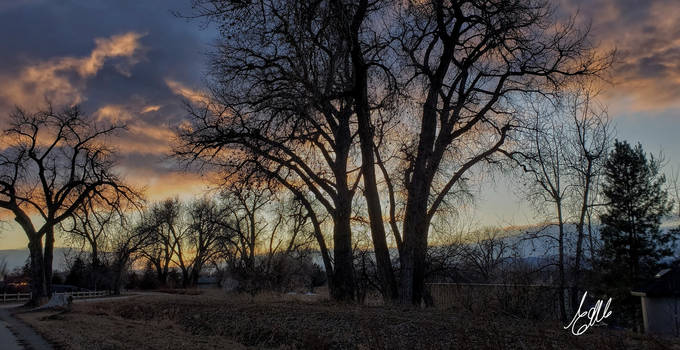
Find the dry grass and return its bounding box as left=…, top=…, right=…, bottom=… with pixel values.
left=15, top=290, right=680, bottom=350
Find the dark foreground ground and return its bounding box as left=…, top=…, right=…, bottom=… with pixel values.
left=14, top=291, right=680, bottom=350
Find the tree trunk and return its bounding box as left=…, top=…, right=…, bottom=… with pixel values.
left=345, top=0, right=398, bottom=302
left=398, top=46, right=446, bottom=304
left=330, top=206, right=355, bottom=302
left=181, top=269, right=191, bottom=288
left=43, top=228, right=54, bottom=295
left=400, top=206, right=431, bottom=305
left=27, top=237, right=48, bottom=305
left=557, top=202, right=567, bottom=321
left=399, top=96, right=437, bottom=305
left=572, top=165, right=592, bottom=313
left=400, top=166, right=433, bottom=305
left=112, top=258, right=127, bottom=295
left=190, top=266, right=201, bottom=286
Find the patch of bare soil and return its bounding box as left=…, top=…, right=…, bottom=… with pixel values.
left=16, top=292, right=680, bottom=350
left=16, top=296, right=246, bottom=350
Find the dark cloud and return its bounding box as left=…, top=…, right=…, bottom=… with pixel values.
left=0, top=0, right=214, bottom=114
left=561, top=0, right=680, bottom=110
left=0, top=0, right=217, bottom=203
left=1, top=0, right=678, bottom=205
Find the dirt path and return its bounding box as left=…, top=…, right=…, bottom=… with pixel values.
left=0, top=293, right=142, bottom=349
left=0, top=316, right=22, bottom=350
left=0, top=305, right=53, bottom=350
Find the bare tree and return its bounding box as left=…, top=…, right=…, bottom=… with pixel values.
left=564, top=88, right=610, bottom=312
left=110, top=216, right=156, bottom=294
left=462, top=228, right=513, bottom=283
left=139, top=198, right=184, bottom=286
left=0, top=105, right=141, bottom=305
left=178, top=0, right=367, bottom=301
left=206, top=179, right=317, bottom=292
left=182, top=197, right=231, bottom=286
left=504, top=99, right=571, bottom=320
left=377, top=0, right=609, bottom=304
left=503, top=86, right=611, bottom=319
left=60, top=188, right=140, bottom=268
left=183, top=0, right=610, bottom=305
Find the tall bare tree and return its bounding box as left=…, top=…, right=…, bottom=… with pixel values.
left=183, top=0, right=609, bottom=305
left=178, top=0, right=367, bottom=300
left=367, top=0, right=609, bottom=304
left=505, top=100, right=571, bottom=320
left=0, top=105, right=141, bottom=305
left=564, top=88, right=610, bottom=312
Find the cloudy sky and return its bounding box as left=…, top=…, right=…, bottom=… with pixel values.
left=1, top=0, right=679, bottom=249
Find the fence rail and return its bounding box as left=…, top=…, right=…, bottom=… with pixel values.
left=54, top=290, right=109, bottom=299
left=1, top=292, right=32, bottom=302
left=1, top=290, right=110, bottom=303
left=425, top=282, right=575, bottom=320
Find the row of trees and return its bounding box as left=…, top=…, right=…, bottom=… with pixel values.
left=59, top=180, right=324, bottom=293
left=0, top=104, right=320, bottom=304
left=2, top=0, right=675, bottom=312
left=0, top=100, right=675, bottom=311
left=176, top=0, right=610, bottom=304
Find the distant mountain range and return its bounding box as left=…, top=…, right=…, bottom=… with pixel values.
left=0, top=247, right=71, bottom=272
left=1, top=218, right=677, bottom=274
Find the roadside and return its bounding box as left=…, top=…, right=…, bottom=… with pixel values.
left=0, top=293, right=137, bottom=350
left=0, top=315, right=22, bottom=350
left=16, top=291, right=680, bottom=350
left=0, top=304, right=53, bottom=350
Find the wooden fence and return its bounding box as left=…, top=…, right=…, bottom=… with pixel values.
left=1, top=290, right=109, bottom=303
left=53, top=290, right=109, bottom=299
left=1, top=292, right=32, bottom=302
left=425, top=283, right=575, bottom=320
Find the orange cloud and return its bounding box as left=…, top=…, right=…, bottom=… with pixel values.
left=141, top=105, right=162, bottom=113
left=122, top=122, right=176, bottom=154
left=0, top=32, right=146, bottom=108
left=122, top=168, right=217, bottom=202
left=92, top=102, right=177, bottom=155
left=95, top=104, right=134, bottom=123
left=165, top=79, right=209, bottom=105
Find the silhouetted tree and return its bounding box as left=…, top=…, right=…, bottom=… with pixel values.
left=184, top=0, right=610, bottom=305
left=180, top=197, right=226, bottom=286
left=0, top=105, right=141, bottom=305
left=179, top=0, right=366, bottom=301
left=600, top=140, right=676, bottom=291
left=139, top=198, right=184, bottom=286
left=383, top=0, right=610, bottom=304
left=110, top=215, right=156, bottom=294
left=506, top=99, right=571, bottom=319
left=564, top=88, right=610, bottom=312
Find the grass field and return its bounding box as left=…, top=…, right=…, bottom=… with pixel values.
left=15, top=291, right=680, bottom=350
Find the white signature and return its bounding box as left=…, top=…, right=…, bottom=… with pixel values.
left=564, top=291, right=613, bottom=336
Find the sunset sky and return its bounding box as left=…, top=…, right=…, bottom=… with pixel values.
left=1, top=0, right=679, bottom=250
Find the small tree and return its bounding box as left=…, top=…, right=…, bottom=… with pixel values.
left=599, top=140, right=676, bottom=291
